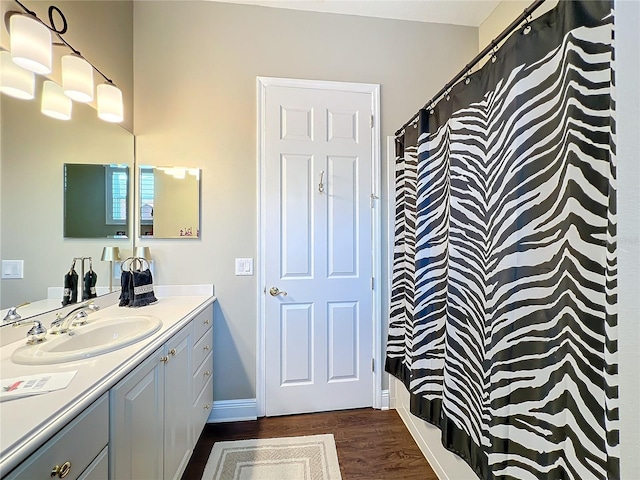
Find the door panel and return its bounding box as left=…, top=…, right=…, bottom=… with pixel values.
left=328, top=301, right=359, bottom=381
left=264, top=83, right=374, bottom=416
left=281, top=303, right=314, bottom=385
left=327, top=155, right=359, bottom=277
left=327, top=109, right=358, bottom=143
left=281, top=154, right=314, bottom=278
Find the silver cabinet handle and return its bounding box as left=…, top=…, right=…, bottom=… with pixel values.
left=269, top=287, right=288, bottom=297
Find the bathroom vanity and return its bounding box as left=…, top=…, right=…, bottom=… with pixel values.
left=0, top=293, right=215, bottom=480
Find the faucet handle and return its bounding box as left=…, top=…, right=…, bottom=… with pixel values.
left=71, top=311, right=89, bottom=327
left=3, top=301, right=30, bottom=322
left=12, top=319, right=47, bottom=345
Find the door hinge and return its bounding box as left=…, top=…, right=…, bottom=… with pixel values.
left=370, top=193, right=378, bottom=208
left=371, top=277, right=374, bottom=290
left=370, top=115, right=374, bottom=128
left=371, top=358, right=375, bottom=372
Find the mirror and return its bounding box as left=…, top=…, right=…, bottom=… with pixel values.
left=138, top=166, right=201, bottom=238
left=64, top=164, right=130, bottom=238
left=0, top=79, right=135, bottom=319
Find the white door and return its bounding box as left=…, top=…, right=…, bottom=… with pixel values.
left=262, top=80, right=376, bottom=416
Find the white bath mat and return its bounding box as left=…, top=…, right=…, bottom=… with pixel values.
left=201, top=434, right=342, bottom=480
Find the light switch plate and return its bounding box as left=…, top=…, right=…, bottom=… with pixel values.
left=2, top=260, right=24, bottom=279
left=235, top=258, right=254, bottom=276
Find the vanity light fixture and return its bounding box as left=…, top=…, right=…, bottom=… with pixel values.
left=9, top=12, right=52, bottom=75
left=41, top=80, right=71, bottom=120
left=0, top=50, right=35, bottom=99
left=101, top=246, right=121, bottom=293
left=2, top=1, right=124, bottom=123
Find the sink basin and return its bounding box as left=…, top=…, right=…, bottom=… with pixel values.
left=11, top=315, right=163, bottom=365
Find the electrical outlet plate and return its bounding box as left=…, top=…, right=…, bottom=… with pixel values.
left=2, top=260, right=24, bottom=279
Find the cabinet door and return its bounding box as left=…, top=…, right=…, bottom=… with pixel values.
left=110, top=346, right=164, bottom=480
left=163, top=326, right=192, bottom=480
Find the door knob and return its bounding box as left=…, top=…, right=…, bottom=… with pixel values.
left=269, top=286, right=287, bottom=297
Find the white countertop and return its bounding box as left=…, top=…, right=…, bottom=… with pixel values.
left=0, top=294, right=216, bottom=477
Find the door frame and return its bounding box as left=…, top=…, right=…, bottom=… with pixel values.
left=256, top=76, right=382, bottom=417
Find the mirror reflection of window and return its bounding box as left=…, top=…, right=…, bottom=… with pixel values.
left=106, top=165, right=128, bottom=225
left=138, top=166, right=200, bottom=238
left=140, top=167, right=155, bottom=236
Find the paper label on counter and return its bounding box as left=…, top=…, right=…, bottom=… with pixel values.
left=0, top=371, right=77, bottom=401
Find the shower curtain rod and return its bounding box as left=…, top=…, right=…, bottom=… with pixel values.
left=395, top=0, right=546, bottom=136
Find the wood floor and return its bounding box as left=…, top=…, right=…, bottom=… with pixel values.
left=181, top=408, right=438, bottom=480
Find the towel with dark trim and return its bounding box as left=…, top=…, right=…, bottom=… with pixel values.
left=119, top=271, right=133, bottom=307
left=62, top=269, right=78, bottom=306
left=83, top=271, right=97, bottom=300
left=131, top=268, right=157, bottom=307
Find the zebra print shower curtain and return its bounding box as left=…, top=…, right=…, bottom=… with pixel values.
left=385, top=1, right=618, bottom=479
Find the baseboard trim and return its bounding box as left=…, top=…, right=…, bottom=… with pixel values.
left=207, top=399, right=258, bottom=423
left=395, top=401, right=449, bottom=480
left=380, top=389, right=390, bottom=410
left=392, top=378, right=475, bottom=480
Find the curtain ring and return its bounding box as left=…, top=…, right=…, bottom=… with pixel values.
left=523, top=22, right=532, bottom=35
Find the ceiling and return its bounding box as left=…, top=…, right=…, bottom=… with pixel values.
left=207, top=0, right=502, bottom=27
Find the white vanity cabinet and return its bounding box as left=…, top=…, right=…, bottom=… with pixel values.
left=110, top=304, right=214, bottom=480
left=0, top=297, right=216, bottom=480
left=191, top=305, right=214, bottom=446
left=4, top=393, right=109, bottom=480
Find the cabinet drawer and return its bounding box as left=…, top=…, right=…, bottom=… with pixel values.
left=192, top=327, right=212, bottom=371
left=5, top=393, right=109, bottom=480
left=192, top=304, right=213, bottom=342
left=77, top=446, right=108, bottom=480
left=192, top=350, right=213, bottom=400
left=192, top=376, right=213, bottom=445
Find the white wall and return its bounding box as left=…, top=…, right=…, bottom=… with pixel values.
left=133, top=1, right=478, bottom=401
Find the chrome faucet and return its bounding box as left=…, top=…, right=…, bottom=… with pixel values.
left=50, top=301, right=100, bottom=334
left=12, top=318, right=47, bottom=345
left=3, top=302, right=30, bottom=322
